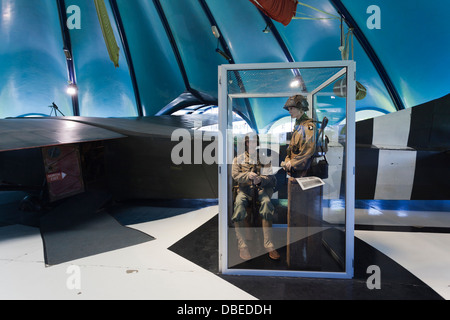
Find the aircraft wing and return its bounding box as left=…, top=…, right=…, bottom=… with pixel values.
left=0, top=117, right=127, bottom=152
left=0, top=115, right=220, bottom=201
left=57, top=115, right=220, bottom=200
left=52, top=114, right=219, bottom=137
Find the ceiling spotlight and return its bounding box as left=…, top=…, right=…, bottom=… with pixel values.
left=289, top=75, right=306, bottom=90
left=290, top=78, right=301, bottom=88
left=290, top=79, right=300, bottom=88
left=211, top=25, right=220, bottom=39
left=63, top=48, right=72, bottom=60
left=67, top=83, right=78, bottom=95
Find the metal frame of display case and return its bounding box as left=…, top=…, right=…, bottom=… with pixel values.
left=218, top=61, right=356, bottom=278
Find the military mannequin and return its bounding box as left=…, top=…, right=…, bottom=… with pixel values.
left=231, top=135, right=280, bottom=261
left=282, top=95, right=324, bottom=269
left=282, top=95, right=317, bottom=177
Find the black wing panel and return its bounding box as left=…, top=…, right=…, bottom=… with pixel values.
left=0, top=118, right=126, bottom=152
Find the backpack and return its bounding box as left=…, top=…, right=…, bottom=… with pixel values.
left=309, top=117, right=329, bottom=179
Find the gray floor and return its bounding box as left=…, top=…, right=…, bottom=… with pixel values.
left=0, top=192, right=449, bottom=300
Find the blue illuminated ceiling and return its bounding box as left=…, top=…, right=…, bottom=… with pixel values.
left=0, top=0, right=449, bottom=130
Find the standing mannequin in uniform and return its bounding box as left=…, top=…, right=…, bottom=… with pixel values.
left=282, top=95, right=316, bottom=177
left=282, top=95, right=323, bottom=269
left=231, top=135, right=280, bottom=261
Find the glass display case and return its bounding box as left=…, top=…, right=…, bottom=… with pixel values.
left=218, top=61, right=355, bottom=278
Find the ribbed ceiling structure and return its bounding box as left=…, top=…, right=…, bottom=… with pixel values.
left=1, top=0, right=449, bottom=131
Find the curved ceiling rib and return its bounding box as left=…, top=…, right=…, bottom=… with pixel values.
left=197, top=0, right=259, bottom=131
left=3, top=0, right=431, bottom=121
left=109, top=0, right=143, bottom=117
left=154, top=0, right=257, bottom=131
left=56, top=0, right=79, bottom=116
left=198, top=0, right=234, bottom=65
left=152, top=0, right=189, bottom=93
left=258, top=12, right=294, bottom=63
left=257, top=12, right=306, bottom=91
left=330, top=0, right=405, bottom=111
left=153, top=0, right=213, bottom=109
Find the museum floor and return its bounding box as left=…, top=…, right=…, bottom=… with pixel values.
left=0, top=191, right=449, bottom=300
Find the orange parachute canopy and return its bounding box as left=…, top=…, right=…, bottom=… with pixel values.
left=249, top=0, right=298, bottom=26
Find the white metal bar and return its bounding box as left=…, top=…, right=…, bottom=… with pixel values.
left=220, top=60, right=354, bottom=72
left=217, top=65, right=228, bottom=274
left=310, top=67, right=347, bottom=96
left=228, top=91, right=338, bottom=99
left=345, top=61, right=356, bottom=278
left=221, top=269, right=352, bottom=279
left=228, top=92, right=302, bottom=99
left=307, top=93, right=313, bottom=118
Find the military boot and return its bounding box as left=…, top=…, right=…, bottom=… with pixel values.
left=234, top=221, right=251, bottom=260
left=262, top=219, right=280, bottom=260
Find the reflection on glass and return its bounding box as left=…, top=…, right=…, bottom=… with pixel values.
left=225, top=66, right=350, bottom=275
left=230, top=134, right=280, bottom=263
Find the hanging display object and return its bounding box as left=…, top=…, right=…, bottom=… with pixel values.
left=333, top=78, right=367, bottom=100
left=249, top=0, right=298, bottom=26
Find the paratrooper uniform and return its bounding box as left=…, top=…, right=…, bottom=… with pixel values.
left=231, top=150, right=279, bottom=260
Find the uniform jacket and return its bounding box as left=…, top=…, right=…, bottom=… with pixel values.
left=232, top=151, right=276, bottom=197
left=285, top=114, right=317, bottom=176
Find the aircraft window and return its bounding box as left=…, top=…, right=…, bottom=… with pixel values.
left=171, top=105, right=209, bottom=115
left=172, top=105, right=252, bottom=134
left=16, top=113, right=49, bottom=118
left=355, top=109, right=389, bottom=122
left=268, top=116, right=295, bottom=135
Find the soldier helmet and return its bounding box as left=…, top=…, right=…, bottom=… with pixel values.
left=283, top=94, right=309, bottom=111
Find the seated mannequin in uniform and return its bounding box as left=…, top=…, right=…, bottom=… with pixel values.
left=231, top=135, right=280, bottom=261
